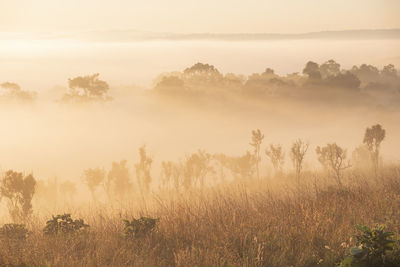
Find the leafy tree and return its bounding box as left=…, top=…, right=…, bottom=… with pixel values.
left=320, top=59, right=341, bottom=78
left=303, top=61, right=321, bottom=80
left=316, top=143, right=350, bottom=186
left=0, top=170, right=36, bottom=223
left=106, top=160, right=131, bottom=198
left=183, top=150, right=214, bottom=189
left=265, top=144, right=285, bottom=173
left=325, top=71, right=361, bottom=89
left=83, top=168, right=105, bottom=200
left=183, top=62, right=223, bottom=87
left=350, top=64, right=380, bottom=84
left=290, top=139, right=309, bottom=182
left=382, top=64, right=397, bottom=78
left=363, top=124, right=386, bottom=173
left=61, top=73, right=112, bottom=103
left=250, top=129, right=264, bottom=179
left=0, top=82, right=37, bottom=102
left=226, top=152, right=256, bottom=180
left=154, top=76, right=187, bottom=95
left=135, top=146, right=153, bottom=192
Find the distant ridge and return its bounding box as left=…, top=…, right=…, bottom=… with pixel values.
left=2, top=29, right=400, bottom=42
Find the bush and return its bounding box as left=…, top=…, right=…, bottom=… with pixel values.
left=123, top=217, right=159, bottom=239
left=340, top=225, right=400, bottom=266
left=43, top=214, right=89, bottom=236
left=0, top=224, right=29, bottom=240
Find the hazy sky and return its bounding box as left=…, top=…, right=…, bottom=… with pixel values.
left=1, top=0, right=399, bottom=34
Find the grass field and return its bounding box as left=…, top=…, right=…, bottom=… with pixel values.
left=1, top=165, right=399, bottom=266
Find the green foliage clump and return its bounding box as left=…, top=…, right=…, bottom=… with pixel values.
left=123, top=217, right=159, bottom=239
left=0, top=223, right=29, bottom=240
left=43, top=214, right=89, bottom=236
left=340, top=225, right=400, bottom=267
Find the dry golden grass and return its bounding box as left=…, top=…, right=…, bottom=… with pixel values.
left=1, top=166, right=400, bottom=266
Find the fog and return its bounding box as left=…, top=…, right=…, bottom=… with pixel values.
left=0, top=37, right=399, bottom=185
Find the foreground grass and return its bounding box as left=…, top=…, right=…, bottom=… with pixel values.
left=1, top=166, right=400, bottom=266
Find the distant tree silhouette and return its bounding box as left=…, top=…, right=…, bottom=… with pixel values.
left=106, top=160, right=131, bottom=198
left=316, top=143, right=350, bottom=186
left=154, top=76, right=187, bottom=95
left=0, top=170, right=36, bottom=223
left=290, top=139, right=309, bottom=182
left=61, top=73, right=112, bottom=103
left=250, top=129, right=264, bottom=179
left=265, top=144, right=285, bottom=173
left=135, top=146, right=153, bottom=192
left=363, top=124, right=386, bottom=173
left=226, top=152, right=256, bottom=180
left=325, top=71, right=360, bottom=89
left=183, top=62, right=223, bottom=87
left=83, top=168, right=105, bottom=200
left=320, top=59, right=341, bottom=78
left=350, top=64, right=380, bottom=85
left=183, top=150, right=214, bottom=189
left=0, top=82, right=37, bottom=102
left=303, top=61, right=322, bottom=80
left=381, top=64, right=397, bottom=78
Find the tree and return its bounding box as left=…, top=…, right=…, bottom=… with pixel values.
left=183, top=62, right=223, bottom=87
left=316, top=143, right=350, bottom=186
left=61, top=73, right=111, bottom=103
left=250, top=129, right=264, bottom=179
left=135, top=146, right=153, bottom=192
left=183, top=150, right=214, bottom=189
left=83, top=168, right=105, bottom=200
left=363, top=124, right=386, bottom=173
left=0, top=82, right=37, bottom=102
left=106, top=160, right=131, bottom=198
left=265, top=144, right=285, bottom=173
left=154, top=76, right=187, bottom=95
left=320, top=59, right=341, bottom=78
left=303, top=61, right=321, bottom=80
left=290, top=139, right=309, bottom=182
left=0, top=170, right=36, bottom=223
left=160, top=161, right=185, bottom=191
left=325, top=71, right=360, bottom=89
left=381, top=64, right=397, bottom=78
left=225, top=152, right=256, bottom=180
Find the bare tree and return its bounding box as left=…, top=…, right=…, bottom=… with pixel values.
left=0, top=170, right=36, bottom=223
left=363, top=124, right=386, bottom=173
left=265, top=144, right=285, bottom=173
left=250, top=129, right=264, bottom=179
left=290, top=139, right=309, bottom=182
left=135, top=146, right=153, bottom=193
left=316, top=143, right=350, bottom=186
